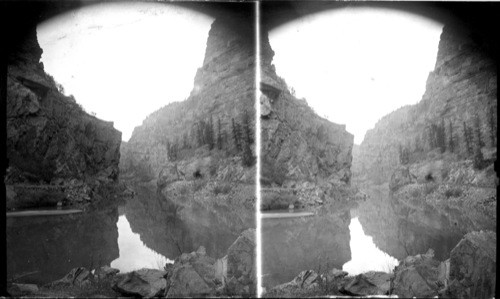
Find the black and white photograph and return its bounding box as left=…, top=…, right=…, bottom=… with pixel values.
left=2, top=1, right=498, bottom=298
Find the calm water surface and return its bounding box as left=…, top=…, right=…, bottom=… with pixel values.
left=262, top=186, right=464, bottom=289
left=7, top=185, right=253, bottom=285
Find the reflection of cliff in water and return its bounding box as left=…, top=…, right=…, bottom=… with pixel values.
left=262, top=201, right=353, bottom=289
left=354, top=186, right=463, bottom=261
left=124, top=185, right=254, bottom=260
left=7, top=208, right=119, bottom=285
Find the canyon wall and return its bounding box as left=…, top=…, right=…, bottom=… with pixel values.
left=120, top=12, right=256, bottom=185
left=260, top=27, right=354, bottom=189
left=6, top=27, right=122, bottom=185
left=353, top=19, right=497, bottom=185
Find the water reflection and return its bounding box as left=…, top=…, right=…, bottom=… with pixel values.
left=124, top=185, right=254, bottom=259
left=262, top=202, right=352, bottom=289
left=7, top=208, right=119, bottom=285
left=111, top=215, right=172, bottom=273
left=342, top=217, right=399, bottom=275
left=354, top=186, right=463, bottom=261
left=6, top=184, right=254, bottom=285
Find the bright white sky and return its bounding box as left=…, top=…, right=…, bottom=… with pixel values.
left=343, top=217, right=399, bottom=275
left=111, top=215, right=173, bottom=272
left=37, top=2, right=214, bottom=141
left=269, top=7, right=443, bottom=144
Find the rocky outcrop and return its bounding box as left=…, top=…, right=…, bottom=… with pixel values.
left=445, top=230, right=496, bottom=298
left=260, top=30, right=353, bottom=188
left=164, top=229, right=256, bottom=297
left=340, top=272, right=392, bottom=296
left=120, top=12, right=255, bottom=185
left=353, top=19, right=497, bottom=186
left=225, top=228, right=256, bottom=295
left=7, top=28, right=121, bottom=185
left=390, top=249, right=447, bottom=298
left=389, top=166, right=417, bottom=192
left=113, top=268, right=167, bottom=298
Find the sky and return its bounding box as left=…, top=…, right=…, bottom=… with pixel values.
left=269, top=7, right=443, bottom=144
left=343, top=217, right=399, bottom=275
left=111, top=215, right=173, bottom=273
left=37, top=2, right=214, bottom=141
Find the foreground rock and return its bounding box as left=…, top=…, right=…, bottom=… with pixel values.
left=164, top=247, right=219, bottom=297
left=445, top=230, right=496, bottom=298
left=164, top=228, right=256, bottom=297
left=265, top=270, right=323, bottom=297
left=226, top=228, right=256, bottom=295
left=113, top=268, right=167, bottom=298
left=390, top=249, right=446, bottom=297
left=341, top=271, right=392, bottom=296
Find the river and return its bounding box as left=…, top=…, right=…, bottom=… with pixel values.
left=6, top=184, right=254, bottom=285
left=261, top=184, right=464, bottom=289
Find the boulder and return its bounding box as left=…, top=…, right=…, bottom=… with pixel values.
left=95, top=265, right=120, bottom=280
left=113, top=268, right=167, bottom=298
left=49, top=267, right=93, bottom=288
left=165, top=246, right=219, bottom=297
left=265, top=270, right=322, bottom=297
left=390, top=249, right=445, bottom=297
left=341, top=272, right=392, bottom=296
left=389, top=166, right=415, bottom=192
left=226, top=228, right=256, bottom=296
left=445, top=231, right=496, bottom=298
left=8, top=283, right=39, bottom=295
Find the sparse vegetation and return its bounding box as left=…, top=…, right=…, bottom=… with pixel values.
left=424, top=182, right=438, bottom=195
left=213, top=182, right=232, bottom=195
left=261, top=192, right=300, bottom=211
left=444, top=187, right=463, bottom=198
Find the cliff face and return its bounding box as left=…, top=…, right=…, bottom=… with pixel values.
left=353, top=20, right=497, bottom=185
left=260, top=29, right=354, bottom=188
left=6, top=29, right=122, bottom=184
left=121, top=12, right=255, bottom=184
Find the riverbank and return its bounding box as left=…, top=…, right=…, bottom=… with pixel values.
left=6, top=229, right=256, bottom=298
left=6, top=179, right=134, bottom=212
left=264, top=230, right=496, bottom=298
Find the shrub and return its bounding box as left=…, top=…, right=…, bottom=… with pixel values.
left=410, top=187, right=421, bottom=198
left=444, top=187, right=462, bottom=198
left=192, top=179, right=206, bottom=192
left=261, top=157, right=287, bottom=186
left=213, top=182, right=232, bottom=195
left=424, top=182, right=438, bottom=195
left=261, top=192, right=300, bottom=211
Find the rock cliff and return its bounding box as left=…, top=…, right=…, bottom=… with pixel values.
left=353, top=19, right=497, bottom=185
left=120, top=12, right=256, bottom=185
left=260, top=25, right=354, bottom=197
left=6, top=26, right=122, bottom=186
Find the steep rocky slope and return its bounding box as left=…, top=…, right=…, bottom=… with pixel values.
left=260, top=26, right=354, bottom=207
left=353, top=20, right=497, bottom=186
left=7, top=29, right=121, bottom=185
left=5, top=17, right=122, bottom=210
